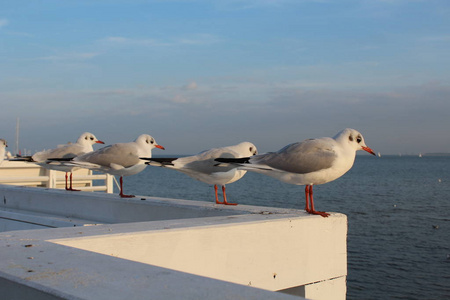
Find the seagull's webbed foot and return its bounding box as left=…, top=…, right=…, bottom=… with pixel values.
left=308, top=210, right=330, bottom=218
left=118, top=176, right=135, bottom=198
left=120, top=193, right=135, bottom=198
left=65, top=173, right=81, bottom=191
left=214, top=185, right=238, bottom=205
left=221, top=185, right=238, bottom=205
left=222, top=199, right=238, bottom=206
left=304, top=185, right=329, bottom=217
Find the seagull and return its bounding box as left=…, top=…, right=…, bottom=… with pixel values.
left=216, top=128, right=376, bottom=217
left=31, top=132, right=104, bottom=191
left=141, top=142, right=258, bottom=205
left=0, top=139, right=7, bottom=165
left=59, top=134, right=164, bottom=198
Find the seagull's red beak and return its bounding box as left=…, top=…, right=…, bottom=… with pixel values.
left=362, top=146, right=376, bottom=156
left=96, top=140, right=105, bottom=144
left=156, top=145, right=165, bottom=150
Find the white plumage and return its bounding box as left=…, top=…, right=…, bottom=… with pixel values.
left=142, top=142, right=257, bottom=205
left=216, top=129, right=375, bottom=216
left=33, top=132, right=104, bottom=190
left=64, top=134, right=164, bottom=198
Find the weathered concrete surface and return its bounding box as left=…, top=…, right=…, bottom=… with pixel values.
left=0, top=185, right=347, bottom=300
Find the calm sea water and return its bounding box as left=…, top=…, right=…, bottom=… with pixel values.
left=120, top=155, right=450, bottom=299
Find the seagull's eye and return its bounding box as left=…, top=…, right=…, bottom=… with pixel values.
left=90, top=137, right=94, bottom=140
left=356, top=136, right=362, bottom=143
left=150, top=140, right=154, bottom=144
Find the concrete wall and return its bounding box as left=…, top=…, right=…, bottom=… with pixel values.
left=0, top=184, right=265, bottom=226
left=53, top=215, right=347, bottom=293
left=0, top=185, right=347, bottom=300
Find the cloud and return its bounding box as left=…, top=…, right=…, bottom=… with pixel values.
left=82, top=89, right=133, bottom=98
left=213, top=0, right=291, bottom=11
left=176, top=34, right=223, bottom=45
left=101, top=34, right=222, bottom=48
left=183, top=81, right=198, bottom=91
left=103, top=36, right=128, bottom=43
left=3, top=74, right=450, bottom=155
left=0, top=19, right=8, bottom=28
left=420, top=35, right=450, bottom=42
left=102, top=36, right=166, bottom=47
left=171, top=95, right=188, bottom=104
left=37, top=52, right=100, bottom=62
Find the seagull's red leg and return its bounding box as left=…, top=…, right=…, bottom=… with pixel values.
left=65, top=172, right=69, bottom=190
left=222, top=185, right=237, bottom=206
left=307, top=185, right=330, bottom=217
left=305, top=185, right=311, bottom=212
left=67, top=173, right=80, bottom=191
left=309, top=185, right=315, bottom=212
left=119, top=176, right=135, bottom=198
left=215, top=185, right=224, bottom=204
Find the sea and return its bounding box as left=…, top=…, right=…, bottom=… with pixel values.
left=119, top=155, right=450, bottom=300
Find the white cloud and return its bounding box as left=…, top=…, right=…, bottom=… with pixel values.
left=171, top=95, right=188, bottom=104
left=101, top=36, right=170, bottom=47
left=104, top=36, right=128, bottom=43
left=176, top=34, right=223, bottom=45
left=101, top=34, right=221, bottom=48
left=3, top=79, right=450, bottom=155
left=183, top=81, right=198, bottom=91
left=0, top=19, right=8, bottom=28
left=420, top=35, right=450, bottom=42
left=38, top=52, right=100, bottom=61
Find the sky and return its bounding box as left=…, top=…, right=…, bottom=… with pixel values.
left=1, top=0, right=450, bottom=155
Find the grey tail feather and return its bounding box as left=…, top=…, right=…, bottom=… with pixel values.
left=214, top=157, right=251, bottom=164
left=141, top=157, right=177, bottom=166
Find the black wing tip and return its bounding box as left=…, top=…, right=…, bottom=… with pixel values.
left=215, top=157, right=251, bottom=164
left=141, top=157, right=177, bottom=166
left=47, top=157, right=73, bottom=161
left=8, top=156, right=33, bottom=162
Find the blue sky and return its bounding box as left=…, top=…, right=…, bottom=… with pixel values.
left=1, top=0, right=449, bottom=155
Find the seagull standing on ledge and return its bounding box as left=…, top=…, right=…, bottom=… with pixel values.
left=0, top=139, right=7, bottom=165
left=32, top=133, right=104, bottom=191
left=141, top=142, right=258, bottom=205
left=215, top=128, right=376, bottom=217
left=61, top=134, right=164, bottom=198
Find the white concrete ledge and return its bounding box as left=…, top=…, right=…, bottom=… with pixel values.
left=0, top=185, right=347, bottom=300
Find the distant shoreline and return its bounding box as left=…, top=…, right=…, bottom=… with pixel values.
left=364, top=153, right=450, bottom=157
left=423, top=153, right=450, bottom=157
left=154, top=153, right=450, bottom=158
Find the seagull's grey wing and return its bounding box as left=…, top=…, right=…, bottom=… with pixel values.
left=32, top=144, right=85, bottom=161
left=76, top=143, right=140, bottom=168
left=32, top=149, right=55, bottom=162
left=177, top=147, right=242, bottom=175
left=253, top=138, right=337, bottom=174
